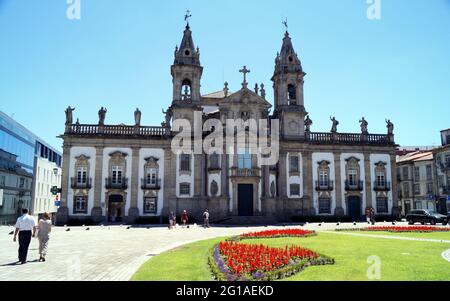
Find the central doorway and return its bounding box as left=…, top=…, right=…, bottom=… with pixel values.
left=108, top=194, right=124, bottom=222
left=347, top=196, right=362, bottom=221
left=238, top=184, right=254, bottom=216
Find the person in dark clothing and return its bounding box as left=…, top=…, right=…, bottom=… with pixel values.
left=13, top=208, right=37, bottom=264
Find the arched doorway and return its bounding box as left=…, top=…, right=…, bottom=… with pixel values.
left=108, top=194, right=124, bottom=222
left=347, top=196, right=362, bottom=221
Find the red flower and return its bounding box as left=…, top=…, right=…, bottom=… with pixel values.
left=218, top=241, right=319, bottom=275
left=365, top=226, right=450, bottom=233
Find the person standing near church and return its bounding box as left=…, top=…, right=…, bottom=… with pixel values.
left=13, top=208, right=37, bottom=264
left=169, top=211, right=175, bottom=229
left=181, top=210, right=188, bottom=227
left=203, top=209, right=210, bottom=228
left=37, top=212, right=52, bottom=262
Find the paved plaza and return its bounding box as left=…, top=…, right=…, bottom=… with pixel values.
left=0, top=222, right=443, bottom=281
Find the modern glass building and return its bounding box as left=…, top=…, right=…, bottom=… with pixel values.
left=0, top=111, right=62, bottom=224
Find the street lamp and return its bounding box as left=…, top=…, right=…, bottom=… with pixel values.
left=53, top=168, right=58, bottom=176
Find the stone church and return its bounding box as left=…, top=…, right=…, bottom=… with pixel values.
left=56, top=21, right=398, bottom=225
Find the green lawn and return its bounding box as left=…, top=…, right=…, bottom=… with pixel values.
left=132, top=232, right=450, bottom=281
left=346, top=231, right=450, bottom=241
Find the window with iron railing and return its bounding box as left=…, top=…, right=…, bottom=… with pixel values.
left=77, top=167, right=88, bottom=184
left=289, top=155, right=299, bottom=173
left=319, top=170, right=329, bottom=187
left=180, top=154, right=191, bottom=172
left=111, top=166, right=123, bottom=184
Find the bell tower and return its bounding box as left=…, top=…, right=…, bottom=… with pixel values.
left=171, top=19, right=203, bottom=106
left=271, top=29, right=307, bottom=138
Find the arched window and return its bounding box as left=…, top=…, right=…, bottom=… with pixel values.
left=181, top=79, right=192, bottom=101
left=287, top=84, right=296, bottom=104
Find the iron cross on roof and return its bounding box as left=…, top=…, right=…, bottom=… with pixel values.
left=239, top=65, right=251, bottom=87
left=184, top=10, right=192, bottom=25
left=282, top=18, right=288, bottom=32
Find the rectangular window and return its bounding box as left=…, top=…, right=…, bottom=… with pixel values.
left=376, top=171, right=386, bottom=186
left=179, top=183, right=190, bottom=196
left=403, top=182, right=409, bottom=197
left=74, top=196, right=88, bottom=214
left=376, top=197, right=388, bottom=213
left=111, top=166, right=123, bottom=184
left=402, top=166, right=409, bottom=180
left=318, top=198, right=331, bottom=214
left=415, top=201, right=422, bottom=210
left=290, top=184, right=300, bottom=196
left=426, top=165, right=432, bottom=181
left=238, top=148, right=252, bottom=169
left=289, top=156, right=299, bottom=173
left=145, top=168, right=158, bottom=185
left=414, top=166, right=420, bottom=182
left=319, top=170, right=329, bottom=187
left=209, top=153, right=220, bottom=169
left=426, top=182, right=433, bottom=194
left=414, top=184, right=420, bottom=195
left=348, top=169, right=358, bottom=186
left=19, top=178, right=25, bottom=188
left=180, top=154, right=191, bottom=172
left=143, top=197, right=157, bottom=214
left=77, top=167, right=88, bottom=184
left=0, top=175, right=5, bottom=186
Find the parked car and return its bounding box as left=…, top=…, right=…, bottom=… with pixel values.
left=406, top=209, right=448, bottom=225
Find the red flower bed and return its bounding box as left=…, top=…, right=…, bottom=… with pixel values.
left=218, top=241, right=319, bottom=275
left=240, top=229, right=315, bottom=239
left=365, top=226, right=450, bottom=233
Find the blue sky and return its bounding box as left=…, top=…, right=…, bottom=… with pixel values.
left=0, top=0, right=449, bottom=151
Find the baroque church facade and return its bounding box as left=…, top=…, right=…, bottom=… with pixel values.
left=56, top=22, right=398, bottom=225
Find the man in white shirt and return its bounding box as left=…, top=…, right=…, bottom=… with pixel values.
left=13, top=208, right=37, bottom=264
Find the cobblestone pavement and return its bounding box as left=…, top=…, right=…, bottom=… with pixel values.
left=0, top=224, right=285, bottom=281
left=0, top=222, right=444, bottom=281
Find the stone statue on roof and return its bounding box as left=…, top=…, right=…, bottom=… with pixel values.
left=305, top=115, right=313, bottom=132
left=65, top=106, right=75, bottom=125
left=134, top=108, right=141, bottom=126
left=386, top=119, right=394, bottom=135
left=98, top=107, right=107, bottom=125
left=330, top=116, right=339, bottom=133
left=359, top=117, right=368, bottom=134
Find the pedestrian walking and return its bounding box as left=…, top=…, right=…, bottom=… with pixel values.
left=13, top=208, right=36, bottom=264
left=370, top=207, right=376, bottom=225
left=181, top=210, right=188, bottom=227
left=37, top=212, right=52, bottom=262
left=169, top=211, right=175, bottom=229
left=203, top=209, right=210, bottom=228
left=365, top=207, right=371, bottom=223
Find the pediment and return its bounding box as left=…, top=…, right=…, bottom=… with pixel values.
left=224, top=87, right=272, bottom=108
left=109, top=151, right=128, bottom=158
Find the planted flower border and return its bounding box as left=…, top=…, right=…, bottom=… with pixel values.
left=336, top=225, right=450, bottom=233
left=239, top=229, right=316, bottom=240
left=208, top=229, right=334, bottom=281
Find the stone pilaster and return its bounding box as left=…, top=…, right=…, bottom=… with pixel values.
left=128, top=147, right=140, bottom=222
left=194, top=154, right=204, bottom=197
left=364, top=153, right=373, bottom=209
left=302, top=151, right=312, bottom=214
left=221, top=154, right=228, bottom=197
left=162, top=149, right=175, bottom=216
left=263, top=165, right=270, bottom=198
left=334, top=153, right=344, bottom=216
left=390, top=153, right=399, bottom=217
left=91, top=146, right=104, bottom=222
left=56, top=144, right=70, bottom=225
left=278, top=152, right=287, bottom=197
